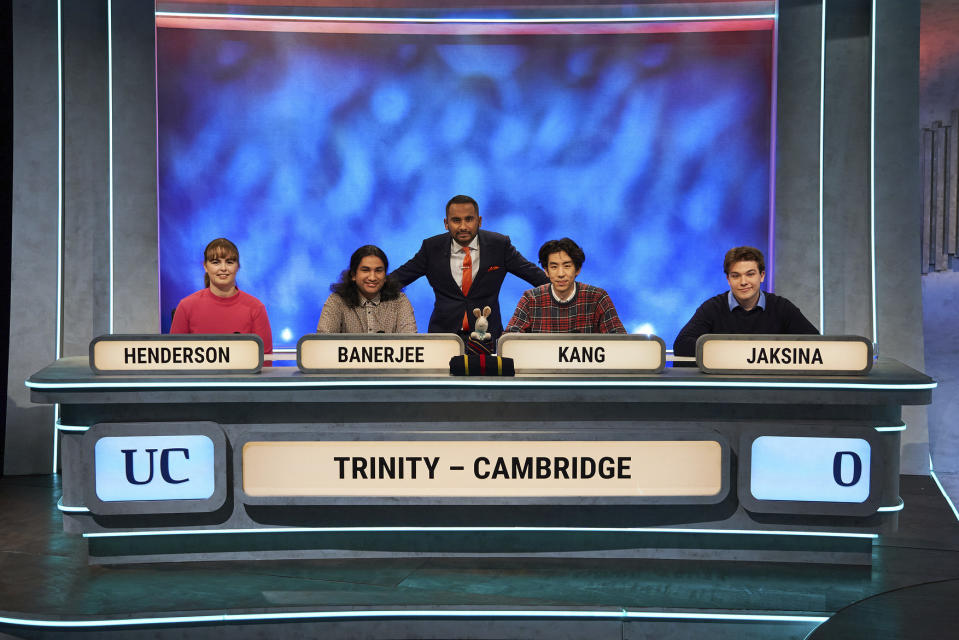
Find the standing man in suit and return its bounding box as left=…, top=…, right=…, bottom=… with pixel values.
left=392, top=195, right=548, bottom=343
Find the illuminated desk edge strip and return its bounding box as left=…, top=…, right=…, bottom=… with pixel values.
left=55, top=421, right=90, bottom=432
left=155, top=12, right=778, bottom=24
left=876, top=497, right=904, bottom=512
left=874, top=424, right=907, bottom=432
left=83, top=526, right=878, bottom=539
left=56, top=497, right=90, bottom=513
left=46, top=416, right=910, bottom=432
left=26, top=380, right=938, bottom=391
left=0, top=610, right=829, bottom=629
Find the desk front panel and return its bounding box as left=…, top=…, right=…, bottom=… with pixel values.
left=32, top=356, right=932, bottom=556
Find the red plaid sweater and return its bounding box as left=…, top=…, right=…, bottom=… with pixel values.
left=505, top=283, right=626, bottom=334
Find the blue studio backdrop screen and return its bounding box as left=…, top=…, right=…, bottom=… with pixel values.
left=157, top=21, right=773, bottom=348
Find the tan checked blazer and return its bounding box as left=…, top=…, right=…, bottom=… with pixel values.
left=316, top=293, right=417, bottom=334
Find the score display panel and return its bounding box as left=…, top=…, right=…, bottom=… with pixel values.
left=77, top=424, right=895, bottom=518
left=737, top=426, right=887, bottom=517
left=59, top=393, right=902, bottom=523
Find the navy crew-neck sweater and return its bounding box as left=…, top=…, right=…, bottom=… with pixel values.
left=672, top=291, right=819, bottom=357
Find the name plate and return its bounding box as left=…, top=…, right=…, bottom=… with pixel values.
left=297, top=333, right=464, bottom=373
left=496, top=334, right=665, bottom=373
left=696, top=335, right=873, bottom=375
left=242, top=440, right=723, bottom=498
left=89, top=334, right=263, bottom=374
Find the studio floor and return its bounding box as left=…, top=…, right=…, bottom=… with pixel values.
left=0, top=474, right=958, bottom=639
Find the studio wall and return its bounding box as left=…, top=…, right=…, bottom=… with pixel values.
left=6, top=0, right=929, bottom=474
left=155, top=23, right=775, bottom=347
left=920, top=0, right=959, bottom=475
left=7, top=0, right=158, bottom=475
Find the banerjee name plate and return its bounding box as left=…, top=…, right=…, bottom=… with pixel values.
left=497, top=334, right=665, bottom=373
left=90, top=334, right=263, bottom=374
left=696, top=334, right=873, bottom=375
left=241, top=439, right=724, bottom=499
left=297, top=333, right=464, bottom=373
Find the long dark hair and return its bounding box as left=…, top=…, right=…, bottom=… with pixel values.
left=203, top=238, right=239, bottom=288
left=330, top=245, right=402, bottom=308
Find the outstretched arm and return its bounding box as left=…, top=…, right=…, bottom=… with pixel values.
left=504, top=238, right=549, bottom=287
left=390, top=242, right=429, bottom=288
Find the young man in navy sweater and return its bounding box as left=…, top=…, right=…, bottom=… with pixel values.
left=672, top=246, right=818, bottom=356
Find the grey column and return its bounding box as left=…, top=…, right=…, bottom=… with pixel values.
left=776, top=0, right=928, bottom=472
left=61, top=0, right=110, bottom=356
left=6, top=0, right=59, bottom=474
left=874, top=1, right=927, bottom=472
left=111, top=0, right=159, bottom=334
left=774, top=0, right=824, bottom=328
left=821, top=0, right=873, bottom=338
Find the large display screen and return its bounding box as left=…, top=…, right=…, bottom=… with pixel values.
left=157, top=19, right=773, bottom=348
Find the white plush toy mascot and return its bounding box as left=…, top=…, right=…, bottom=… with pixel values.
left=470, top=306, right=493, bottom=342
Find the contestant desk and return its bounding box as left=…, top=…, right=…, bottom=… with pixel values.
left=28, top=356, right=934, bottom=565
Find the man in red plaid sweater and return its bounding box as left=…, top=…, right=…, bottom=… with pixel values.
left=504, top=238, right=626, bottom=334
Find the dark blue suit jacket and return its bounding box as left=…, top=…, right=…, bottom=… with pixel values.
left=392, top=230, right=548, bottom=341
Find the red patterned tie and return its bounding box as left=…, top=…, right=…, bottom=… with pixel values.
left=461, top=246, right=472, bottom=331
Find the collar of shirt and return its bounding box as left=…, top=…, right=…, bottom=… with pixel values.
left=360, top=293, right=381, bottom=307
left=551, top=283, right=577, bottom=303
left=728, top=290, right=765, bottom=311
left=451, top=236, right=480, bottom=256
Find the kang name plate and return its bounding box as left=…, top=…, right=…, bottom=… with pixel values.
left=696, top=335, right=873, bottom=375
left=90, top=334, right=263, bottom=374
left=241, top=440, right=723, bottom=499
left=297, top=333, right=464, bottom=373
left=497, top=334, right=665, bottom=373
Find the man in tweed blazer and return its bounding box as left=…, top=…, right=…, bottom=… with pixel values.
left=392, top=195, right=548, bottom=343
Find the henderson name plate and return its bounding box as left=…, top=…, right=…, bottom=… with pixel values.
left=696, top=334, right=873, bottom=375
left=89, top=334, right=263, bottom=374
left=496, top=334, right=665, bottom=374
left=297, top=333, right=464, bottom=373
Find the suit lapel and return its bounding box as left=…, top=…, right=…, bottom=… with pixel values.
left=469, top=231, right=488, bottom=292
left=438, top=236, right=461, bottom=294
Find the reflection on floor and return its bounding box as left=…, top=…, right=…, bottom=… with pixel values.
left=0, top=474, right=957, bottom=639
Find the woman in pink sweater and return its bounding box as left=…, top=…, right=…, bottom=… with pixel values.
left=169, top=238, right=273, bottom=355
